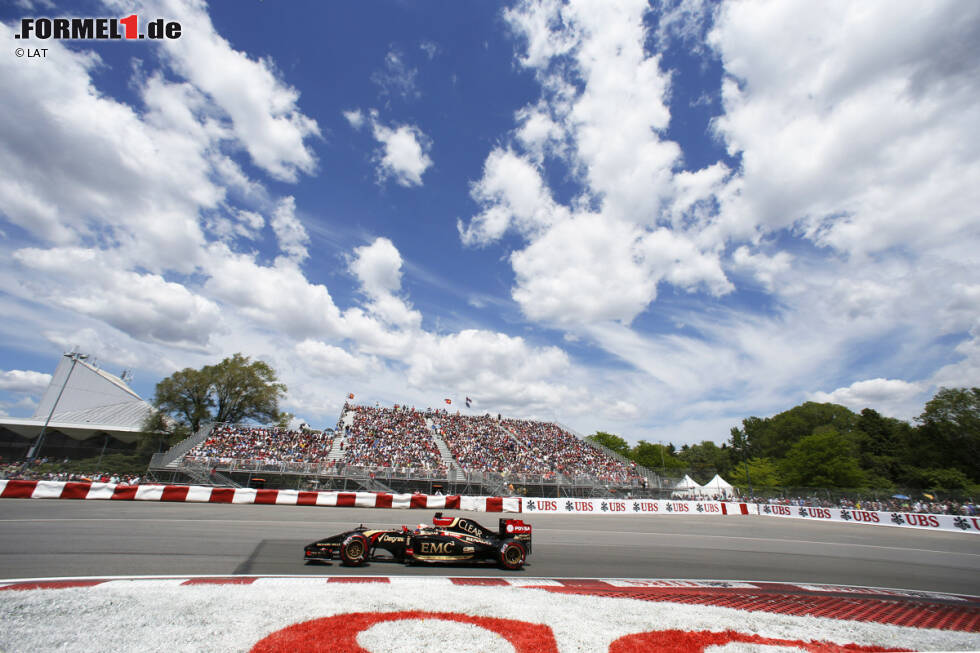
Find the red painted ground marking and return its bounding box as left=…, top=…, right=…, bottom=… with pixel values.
left=609, top=629, right=907, bottom=652
left=182, top=578, right=258, bottom=585
left=534, top=586, right=980, bottom=632
left=450, top=578, right=510, bottom=586
left=326, top=577, right=390, bottom=583
left=0, top=580, right=105, bottom=591
left=556, top=579, right=616, bottom=589
left=250, top=611, right=558, bottom=653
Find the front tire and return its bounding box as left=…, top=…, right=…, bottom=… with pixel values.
left=340, top=534, right=369, bottom=566
left=498, top=540, right=526, bottom=570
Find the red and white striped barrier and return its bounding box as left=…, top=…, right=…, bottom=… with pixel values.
left=4, top=480, right=976, bottom=534
left=0, top=479, right=519, bottom=513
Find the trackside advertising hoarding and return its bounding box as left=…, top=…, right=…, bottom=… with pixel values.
left=752, top=503, right=980, bottom=534
left=522, top=498, right=747, bottom=516
left=521, top=496, right=979, bottom=534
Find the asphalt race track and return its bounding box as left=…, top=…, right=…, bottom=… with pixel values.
left=1, top=500, right=977, bottom=595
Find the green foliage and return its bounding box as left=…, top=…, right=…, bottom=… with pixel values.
left=735, top=402, right=859, bottom=460
left=915, top=387, right=980, bottom=481
left=588, top=431, right=630, bottom=457
left=677, top=440, right=733, bottom=483
left=152, top=353, right=288, bottom=433
left=779, top=429, right=867, bottom=488
left=731, top=457, right=782, bottom=489
left=630, top=440, right=683, bottom=470
left=34, top=453, right=151, bottom=477
left=152, top=367, right=212, bottom=433
left=900, top=466, right=972, bottom=491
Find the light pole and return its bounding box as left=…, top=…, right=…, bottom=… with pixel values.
left=26, top=352, right=88, bottom=464
left=731, top=427, right=752, bottom=500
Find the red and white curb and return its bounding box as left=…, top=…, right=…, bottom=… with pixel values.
left=0, top=479, right=519, bottom=512
left=1, top=577, right=977, bottom=652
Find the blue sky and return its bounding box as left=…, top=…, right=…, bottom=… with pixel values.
left=1, top=0, right=978, bottom=445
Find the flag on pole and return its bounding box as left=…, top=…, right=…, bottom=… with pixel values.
left=465, top=397, right=472, bottom=408
left=444, top=398, right=452, bottom=404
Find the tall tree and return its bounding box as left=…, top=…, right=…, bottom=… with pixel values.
left=915, top=387, right=980, bottom=481
left=206, top=354, right=287, bottom=426
left=731, top=457, right=782, bottom=489
left=152, top=367, right=212, bottom=433
left=152, top=353, right=288, bottom=433
left=738, top=403, right=858, bottom=460
left=630, top=441, right=683, bottom=471
left=779, top=429, right=867, bottom=488
left=677, top=440, right=733, bottom=482
left=587, top=431, right=630, bottom=457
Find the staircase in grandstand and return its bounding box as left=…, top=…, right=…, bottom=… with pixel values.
left=325, top=416, right=348, bottom=463
left=149, top=422, right=215, bottom=470
left=427, top=417, right=463, bottom=474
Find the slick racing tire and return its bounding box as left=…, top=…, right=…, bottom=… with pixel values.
left=340, top=534, right=369, bottom=567
left=498, top=540, right=526, bottom=570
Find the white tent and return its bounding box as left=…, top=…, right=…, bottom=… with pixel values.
left=672, top=474, right=702, bottom=498
left=699, top=474, right=735, bottom=499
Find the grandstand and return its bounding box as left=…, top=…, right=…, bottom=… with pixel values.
left=149, top=403, right=664, bottom=497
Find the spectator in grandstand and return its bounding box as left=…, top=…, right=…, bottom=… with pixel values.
left=338, top=405, right=445, bottom=472
left=184, top=424, right=334, bottom=467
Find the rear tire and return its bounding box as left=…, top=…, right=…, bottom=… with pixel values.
left=340, top=534, right=369, bottom=566
left=498, top=540, right=526, bottom=570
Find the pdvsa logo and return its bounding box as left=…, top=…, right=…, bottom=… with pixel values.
left=14, top=15, right=182, bottom=41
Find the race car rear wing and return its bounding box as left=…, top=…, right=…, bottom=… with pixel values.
left=500, top=518, right=532, bottom=554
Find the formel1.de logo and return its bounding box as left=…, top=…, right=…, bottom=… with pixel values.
left=14, top=16, right=182, bottom=41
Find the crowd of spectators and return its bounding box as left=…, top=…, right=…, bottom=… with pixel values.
left=1, top=457, right=142, bottom=485
left=185, top=424, right=333, bottom=466
left=436, top=413, right=538, bottom=474
left=500, top=418, right=646, bottom=484
left=338, top=404, right=445, bottom=472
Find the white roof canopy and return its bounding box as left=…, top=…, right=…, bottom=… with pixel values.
left=0, top=355, right=153, bottom=442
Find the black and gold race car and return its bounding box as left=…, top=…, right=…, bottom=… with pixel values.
left=303, top=512, right=532, bottom=570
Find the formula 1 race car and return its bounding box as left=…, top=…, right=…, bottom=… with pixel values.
left=303, top=512, right=532, bottom=570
